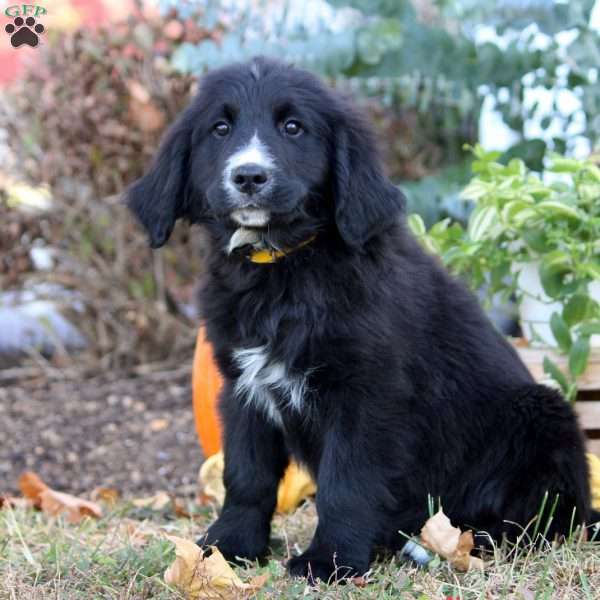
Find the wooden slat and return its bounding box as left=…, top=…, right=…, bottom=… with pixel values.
left=587, top=439, right=600, bottom=458
left=575, top=402, right=600, bottom=431
left=514, top=344, right=600, bottom=391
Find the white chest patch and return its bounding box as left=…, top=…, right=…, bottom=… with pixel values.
left=232, top=346, right=308, bottom=427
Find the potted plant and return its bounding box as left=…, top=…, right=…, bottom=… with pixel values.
left=409, top=146, right=600, bottom=401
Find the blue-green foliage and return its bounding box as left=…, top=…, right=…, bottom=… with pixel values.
left=162, top=0, right=600, bottom=150
left=160, top=0, right=600, bottom=222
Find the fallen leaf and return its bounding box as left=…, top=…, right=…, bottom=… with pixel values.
left=18, top=471, right=48, bottom=506
left=39, top=490, right=103, bottom=523
left=117, top=519, right=162, bottom=546
left=91, top=487, right=120, bottom=505
left=420, top=510, right=484, bottom=572
left=132, top=490, right=171, bottom=510
left=352, top=576, right=369, bottom=587
left=0, top=496, right=34, bottom=510
left=198, top=453, right=226, bottom=506
left=18, top=471, right=102, bottom=524
left=173, top=497, right=192, bottom=519
left=164, top=535, right=268, bottom=599
left=196, top=491, right=217, bottom=507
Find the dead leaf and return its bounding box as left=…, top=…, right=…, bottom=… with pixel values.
left=116, top=519, right=162, bottom=546
left=0, top=496, right=34, bottom=510
left=132, top=490, right=171, bottom=510
left=351, top=576, right=369, bottom=587
left=91, top=487, right=120, bottom=505
left=196, top=491, right=217, bottom=507
left=173, top=497, right=192, bottom=519
left=39, top=490, right=103, bottom=523
left=164, top=535, right=268, bottom=599
left=18, top=471, right=48, bottom=506
left=18, top=471, right=102, bottom=524
left=420, top=510, right=484, bottom=572
left=198, top=453, right=226, bottom=506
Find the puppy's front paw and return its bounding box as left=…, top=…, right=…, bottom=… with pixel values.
left=198, top=518, right=268, bottom=563
left=288, top=552, right=365, bottom=584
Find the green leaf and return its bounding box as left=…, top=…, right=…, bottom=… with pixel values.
left=407, top=214, right=426, bottom=237
left=568, top=336, right=590, bottom=378
left=468, top=205, right=500, bottom=242
left=539, top=251, right=571, bottom=298
left=501, top=200, right=535, bottom=225
left=490, top=261, right=510, bottom=290
left=579, top=322, right=600, bottom=336
left=522, top=230, right=548, bottom=253
left=550, top=312, right=572, bottom=352
left=543, top=356, right=569, bottom=393
left=582, top=263, right=600, bottom=281
left=461, top=180, right=491, bottom=201
left=535, top=200, right=580, bottom=220
left=549, top=157, right=581, bottom=173
left=563, top=294, right=593, bottom=326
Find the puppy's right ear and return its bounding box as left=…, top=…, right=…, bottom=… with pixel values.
left=126, top=111, right=194, bottom=248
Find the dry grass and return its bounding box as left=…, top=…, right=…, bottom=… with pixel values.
left=1, top=499, right=599, bottom=599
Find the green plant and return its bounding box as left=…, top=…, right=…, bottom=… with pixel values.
left=409, top=147, right=600, bottom=400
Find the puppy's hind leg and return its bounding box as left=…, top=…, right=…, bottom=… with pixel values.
left=497, top=384, right=591, bottom=543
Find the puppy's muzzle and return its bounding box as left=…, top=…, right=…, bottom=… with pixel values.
left=231, top=163, right=270, bottom=196
left=230, top=207, right=270, bottom=227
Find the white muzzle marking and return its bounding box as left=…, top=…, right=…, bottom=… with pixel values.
left=223, top=132, right=276, bottom=200
left=230, top=208, right=270, bottom=228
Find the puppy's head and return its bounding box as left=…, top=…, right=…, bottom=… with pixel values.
left=127, top=57, right=405, bottom=251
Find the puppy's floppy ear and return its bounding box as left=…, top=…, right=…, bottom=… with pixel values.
left=333, top=110, right=406, bottom=248
left=126, top=110, right=194, bottom=248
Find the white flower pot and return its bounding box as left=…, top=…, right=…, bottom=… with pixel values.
left=517, top=262, right=600, bottom=348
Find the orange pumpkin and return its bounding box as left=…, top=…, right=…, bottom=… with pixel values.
left=192, top=327, right=224, bottom=458
left=192, top=326, right=316, bottom=512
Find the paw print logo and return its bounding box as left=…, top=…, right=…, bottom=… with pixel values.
left=5, top=16, right=45, bottom=48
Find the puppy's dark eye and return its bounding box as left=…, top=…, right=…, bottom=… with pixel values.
left=213, top=121, right=230, bottom=137
left=283, top=120, right=302, bottom=137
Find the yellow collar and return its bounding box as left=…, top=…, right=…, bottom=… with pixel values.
left=248, top=235, right=317, bottom=264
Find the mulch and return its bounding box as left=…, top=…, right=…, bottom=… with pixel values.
left=0, top=367, right=204, bottom=497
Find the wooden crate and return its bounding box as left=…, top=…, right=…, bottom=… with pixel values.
left=514, top=343, right=600, bottom=457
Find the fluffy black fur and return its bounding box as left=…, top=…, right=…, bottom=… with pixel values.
left=128, top=57, right=595, bottom=581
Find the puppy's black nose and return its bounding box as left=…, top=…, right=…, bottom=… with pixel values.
left=231, top=163, right=269, bottom=195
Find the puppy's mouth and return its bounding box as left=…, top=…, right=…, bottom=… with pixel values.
left=230, top=208, right=270, bottom=228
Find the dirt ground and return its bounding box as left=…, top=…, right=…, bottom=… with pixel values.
left=0, top=366, right=204, bottom=497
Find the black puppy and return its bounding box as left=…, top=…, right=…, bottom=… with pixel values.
left=128, top=57, right=593, bottom=581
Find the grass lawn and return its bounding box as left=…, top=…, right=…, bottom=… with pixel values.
left=1, top=499, right=599, bottom=599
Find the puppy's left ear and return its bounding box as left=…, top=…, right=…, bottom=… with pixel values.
left=126, top=110, right=194, bottom=248
left=333, top=111, right=406, bottom=248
